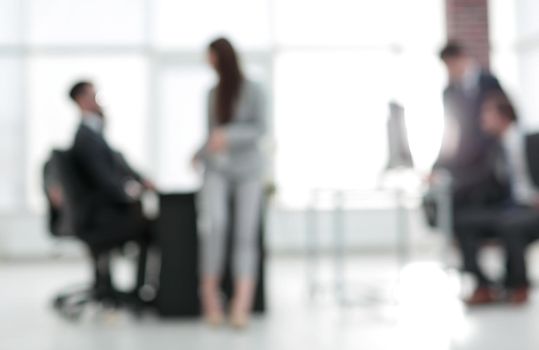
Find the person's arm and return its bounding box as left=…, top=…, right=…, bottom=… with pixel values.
left=484, top=73, right=503, bottom=93
left=193, top=89, right=218, bottom=162
left=114, top=152, right=143, bottom=181
left=222, top=83, right=265, bottom=148
left=73, top=134, right=131, bottom=203
left=113, top=152, right=157, bottom=191
left=432, top=88, right=453, bottom=171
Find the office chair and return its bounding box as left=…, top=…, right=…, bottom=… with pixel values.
left=44, top=149, right=149, bottom=320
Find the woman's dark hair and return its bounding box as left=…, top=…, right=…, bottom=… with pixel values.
left=484, top=91, right=518, bottom=123
left=209, top=37, right=244, bottom=125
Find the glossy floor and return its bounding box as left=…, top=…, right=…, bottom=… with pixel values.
left=1, top=254, right=538, bottom=350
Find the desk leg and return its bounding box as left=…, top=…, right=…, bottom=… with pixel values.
left=306, top=193, right=319, bottom=300
left=395, top=190, right=410, bottom=268
left=333, top=191, right=346, bottom=305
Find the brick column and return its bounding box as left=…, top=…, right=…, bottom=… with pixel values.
left=445, top=0, right=490, bottom=69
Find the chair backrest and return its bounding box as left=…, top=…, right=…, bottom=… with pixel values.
left=44, top=149, right=89, bottom=237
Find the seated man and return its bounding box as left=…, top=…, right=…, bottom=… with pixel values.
left=68, top=80, right=156, bottom=298
left=478, top=92, right=539, bottom=304
left=457, top=91, right=539, bottom=305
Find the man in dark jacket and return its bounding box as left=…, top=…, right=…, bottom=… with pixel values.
left=468, top=92, right=539, bottom=305
left=68, top=80, right=155, bottom=295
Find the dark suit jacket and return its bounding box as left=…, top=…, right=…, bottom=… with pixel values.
left=452, top=132, right=539, bottom=236
left=71, top=124, right=144, bottom=237
left=436, top=71, right=505, bottom=204
left=457, top=132, right=539, bottom=208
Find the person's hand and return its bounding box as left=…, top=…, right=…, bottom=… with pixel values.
left=48, top=186, right=63, bottom=208
left=125, top=180, right=144, bottom=201
left=207, top=128, right=228, bottom=153
left=425, top=172, right=438, bottom=185
left=142, top=179, right=157, bottom=192
left=191, top=153, right=202, bottom=170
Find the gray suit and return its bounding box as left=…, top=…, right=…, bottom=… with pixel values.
left=198, top=80, right=265, bottom=178
left=198, top=80, right=266, bottom=280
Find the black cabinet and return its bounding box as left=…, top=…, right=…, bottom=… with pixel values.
left=155, top=193, right=266, bottom=317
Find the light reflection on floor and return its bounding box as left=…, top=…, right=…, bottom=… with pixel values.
left=1, top=255, right=538, bottom=350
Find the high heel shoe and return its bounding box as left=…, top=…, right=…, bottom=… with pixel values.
left=229, top=308, right=249, bottom=329
left=205, top=310, right=225, bottom=327
left=201, top=277, right=224, bottom=327
left=228, top=279, right=255, bottom=329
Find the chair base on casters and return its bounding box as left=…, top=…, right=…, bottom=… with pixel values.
left=52, top=243, right=154, bottom=321
left=52, top=284, right=151, bottom=321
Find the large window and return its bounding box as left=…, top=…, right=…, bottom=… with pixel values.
left=0, top=57, right=23, bottom=212
left=152, top=0, right=271, bottom=50
left=28, top=0, right=146, bottom=46
left=155, top=64, right=213, bottom=192
left=274, top=0, right=446, bottom=206
left=0, top=0, right=21, bottom=45
left=0, top=0, right=23, bottom=212
left=0, top=0, right=445, bottom=213
left=274, top=51, right=393, bottom=204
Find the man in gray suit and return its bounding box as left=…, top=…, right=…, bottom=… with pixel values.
left=433, top=42, right=505, bottom=205
left=467, top=92, right=539, bottom=305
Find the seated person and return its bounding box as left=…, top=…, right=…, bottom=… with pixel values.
left=456, top=91, right=539, bottom=305
left=68, top=80, right=156, bottom=298
left=476, top=92, right=539, bottom=304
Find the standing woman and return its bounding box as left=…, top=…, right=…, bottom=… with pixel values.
left=194, top=37, right=265, bottom=328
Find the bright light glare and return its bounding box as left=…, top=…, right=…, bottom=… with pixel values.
left=394, top=262, right=472, bottom=350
